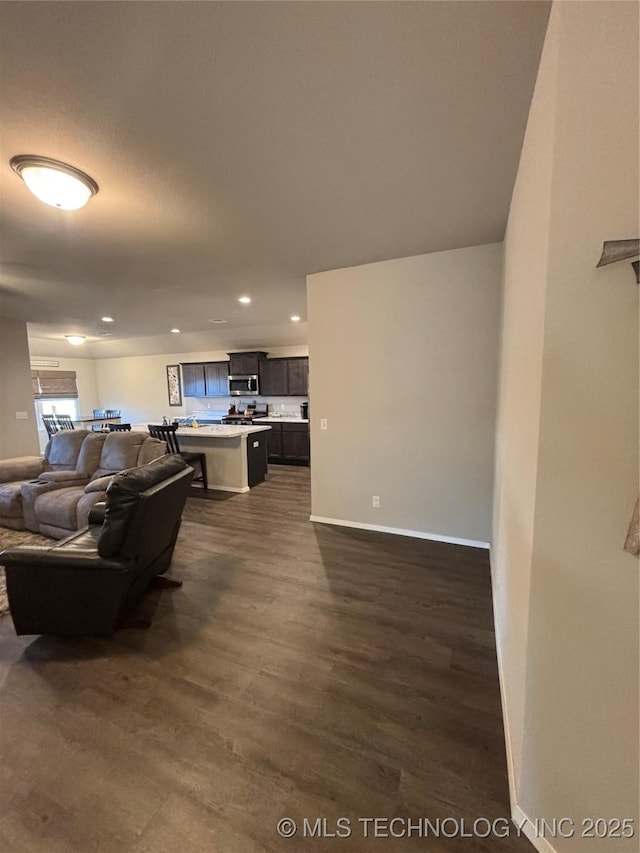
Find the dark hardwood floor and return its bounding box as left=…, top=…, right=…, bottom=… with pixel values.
left=0, top=466, right=532, bottom=852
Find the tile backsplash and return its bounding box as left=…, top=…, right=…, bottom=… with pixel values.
left=185, top=396, right=306, bottom=416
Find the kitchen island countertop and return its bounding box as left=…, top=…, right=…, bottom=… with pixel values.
left=132, top=424, right=271, bottom=439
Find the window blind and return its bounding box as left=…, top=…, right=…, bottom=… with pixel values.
left=32, top=370, right=78, bottom=399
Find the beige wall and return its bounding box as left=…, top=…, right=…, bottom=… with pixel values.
left=491, top=5, right=557, bottom=799
left=307, top=242, right=501, bottom=545
left=0, top=318, right=39, bottom=458
left=493, top=2, right=639, bottom=848
left=28, top=354, right=100, bottom=451
left=30, top=355, right=100, bottom=415
left=94, top=345, right=308, bottom=425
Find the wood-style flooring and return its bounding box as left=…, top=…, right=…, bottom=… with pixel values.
left=0, top=466, right=532, bottom=852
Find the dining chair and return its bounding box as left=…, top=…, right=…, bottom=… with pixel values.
left=107, top=423, right=131, bottom=431
left=56, top=415, right=75, bottom=431
left=147, top=424, right=208, bottom=490
left=41, top=414, right=59, bottom=437
left=105, top=409, right=121, bottom=418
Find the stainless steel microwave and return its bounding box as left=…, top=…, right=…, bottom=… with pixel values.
left=228, top=375, right=259, bottom=396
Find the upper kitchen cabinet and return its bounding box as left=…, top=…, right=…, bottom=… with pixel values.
left=205, top=362, right=229, bottom=397
left=182, top=363, right=206, bottom=397
left=287, top=358, right=308, bottom=396
left=259, top=357, right=309, bottom=396
left=259, top=358, right=288, bottom=397
left=227, top=351, right=268, bottom=376
left=181, top=362, right=229, bottom=397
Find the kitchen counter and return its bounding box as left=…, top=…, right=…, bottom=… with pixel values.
left=131, top=424, right=271, bottom=491
left=253, top=417, right=309, bottom=424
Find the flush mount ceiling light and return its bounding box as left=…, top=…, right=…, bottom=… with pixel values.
left=10, top=155, right=99, bottom=210
left=101, top=316, right=114, bottom=323
left=208, top=318, right=228, bottom=324
left=65, top=335, right=86, bottom=346
left=238, top=296, right=251, bottom=304
left=170, top=328, right=180, bottom=333
left=290, top=315, right=301, bottom=322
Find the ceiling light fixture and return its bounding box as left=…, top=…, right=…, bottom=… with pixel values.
left=290, top=315, right=301, bottom=322
left=10, top=155, right=99, bottom=210
left=101, top=316, right=114, bottom=323
left=208, top=318, right=228, bottom=324
left=238, top=296, right=251, bottom=304
left=170, top=328, right=181, bottom=333
left=65, top=335, right=86, bottom=346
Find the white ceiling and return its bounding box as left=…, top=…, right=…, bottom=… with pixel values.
left=0, top=1, right=550, bottom=358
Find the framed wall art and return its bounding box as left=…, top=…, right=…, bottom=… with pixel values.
left=166, top=364, right=182, bottom=406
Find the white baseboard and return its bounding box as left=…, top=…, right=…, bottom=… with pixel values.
left=512, top=805, right=560, bottom=853
left=309, top=515, right=490, bottom=550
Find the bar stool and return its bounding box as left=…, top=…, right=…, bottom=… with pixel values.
left=147, top=424, right=208, bottom=490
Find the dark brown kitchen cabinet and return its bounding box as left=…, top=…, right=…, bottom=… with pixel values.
left=204, top=362, right=229, bottom=397
left=228, top=351, right=267, bottom=376
left=259, top=359, right=288, bottom=397
left=266, top=424, right=283, bottom=459
left=258, top=357, right=309, bottom=397
left=282, top=422, right=310, bottom=462
left=182, top=364, right=206, bottom=398
left=182, top=362, right=228, bottom=397
left=266, top=422, right=309, bottom=464
left=287, top=358, right=308, bottom=396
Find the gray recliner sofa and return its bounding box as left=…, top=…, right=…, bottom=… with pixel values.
left=1, top=454, right=194, bottom=635
left=0, top=430, right=103, bottom=530
left=21, top=431, right=166, bottom=538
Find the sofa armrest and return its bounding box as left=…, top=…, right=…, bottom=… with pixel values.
left=85, top=475, right=114, bottom=494
left=38, top=471, right=90, bottom=484
left=0, top=546, right=129, bottom=573
left=0, top=456, right=44, bottom=484
left=88, top=502, right=107, bottom=525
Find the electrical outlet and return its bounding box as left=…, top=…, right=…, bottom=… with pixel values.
left=15, top=411, right=28, bottom=420
left=320, top=418, right=328, bottom=430
left=372, top=496, right=380, bottom=508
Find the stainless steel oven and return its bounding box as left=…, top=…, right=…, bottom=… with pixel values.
left=228, top=375, right=259, bottom=396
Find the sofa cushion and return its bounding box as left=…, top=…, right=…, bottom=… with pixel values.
left=33, top=487, right=83, bottom=531
left=0, top=482, right=24, bottom=519
left=138, top=437, right=166, bottom=466
left=91, top=432, right=148, bottom=480
left=98, top=455, right=189, bottom=558
left=43, top=430, right=91, bottom=470
left=75, top=432, right=107, bottom=476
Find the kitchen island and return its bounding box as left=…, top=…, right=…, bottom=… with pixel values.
left=132, top=424, right=271, bottom=492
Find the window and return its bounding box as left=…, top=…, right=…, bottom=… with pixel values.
left=34, top=398, right=80, bottom=430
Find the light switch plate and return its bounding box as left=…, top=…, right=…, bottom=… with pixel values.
left=15, top=411, right=28, bottom=420
left=320, top=418, right=328, bottom=430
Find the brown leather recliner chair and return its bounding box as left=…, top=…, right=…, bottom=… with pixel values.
left=21, top=431, right=166, bottom=538
left=0, top=454, right=194, bottom=636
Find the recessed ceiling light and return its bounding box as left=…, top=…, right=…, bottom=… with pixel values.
left=10, top=155, right=98, bottom=210
left=101, top=316, right=114, bottom=323
left=65, top=335, right=86, bottom=346
left=290, top=315, right=301, bottom=322
left=208, top=318, right=228, bottom=324
left=170, top=328, right=181, bottom=333
left=238, top=296, right=251, bottom=304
